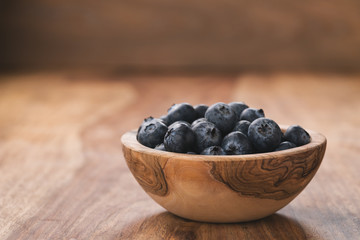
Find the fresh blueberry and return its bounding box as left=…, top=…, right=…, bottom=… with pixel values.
left=201, top=146, right=226, bottom=155
left=137, top=117, right=168, bottom=148
left=160, top=115, right=169, bottom=126
left=143, top=116, right=155, bottom=122
left=166, top=103, right=197, bottom=125
left=187, top=151, right=197, bottom=154
left=248, top=118, right=282, bottom=152
left=284, top=125, right=311, bottom=146
left=169, top=121, right=191, bottom=128
left=191, top=118, right=207, bottom=128
left=194, top=104, right=209, bottom=118
left=192, top=121, right=222, bottom=153
left=205, top=102, right=237, bottom=135
left=233, top=120, right=251, bottom=136
left=281, top=131, right=286, bottom=142
left=221, top=131, right=253, bottom=155
left=155, top=143, right=166, bottom=151
left=229, top=102, right=249, bottom=120
left=163, top=122, right=196, bottom=153
left=274, top=141, right=296, bottom=151
left=240, top=108, right=265, bottom=122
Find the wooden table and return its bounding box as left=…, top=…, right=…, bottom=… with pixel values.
left=0, top=73, right=359, bottom=239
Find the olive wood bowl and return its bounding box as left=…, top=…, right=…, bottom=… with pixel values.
left=121, top=126, right=326, bottom=223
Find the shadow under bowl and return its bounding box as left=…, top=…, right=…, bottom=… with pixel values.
left=121, top=126, right=326, bottom=223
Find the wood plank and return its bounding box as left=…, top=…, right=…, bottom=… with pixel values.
left=0, top=73, right=359, bottom=239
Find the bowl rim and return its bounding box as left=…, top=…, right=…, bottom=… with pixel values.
left=121, top=125, right=327, bottom=162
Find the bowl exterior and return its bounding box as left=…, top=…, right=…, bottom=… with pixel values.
left=121, top=130, right=326, bottom=223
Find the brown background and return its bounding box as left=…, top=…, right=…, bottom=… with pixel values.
left=1, top=0, right=360, bottom=72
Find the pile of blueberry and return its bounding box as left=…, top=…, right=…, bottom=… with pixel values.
left=136, top=102, right=311, bottom=155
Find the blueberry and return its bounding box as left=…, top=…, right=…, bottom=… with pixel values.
left=143, top=116, right=155, bottom=122
left=248, top=118, right=282, bottom=152
left=166, top=103, right=197, bottom=125
left=160, top=115, right=169, bottom=126
left=284, top=125, right=311, bottom=146
left=229, top=102, right=249, bottom=120
left=137, top=117, right=168, bottom=148
left=274, top=141, right=296, bottom=151
left=155, top=143, right=166, bottom=151
left=192, top=121, right=222, bottom=153
left=194, top=104, right=209, bottom=118
left=169, top=121, right=191, bottom=128
left=205, top=102, right=237, bottom=135
left=240, top=108, right=265, bottom=122
left=221, top=131, right=253, bottom=155
left=163, top=122, right=196, bottom=153
left=191, top=118, right=207, bottom=128
left=201, top=146, right=226, bottom=155
left=280, top=131, right=286, bottom=142
left=233, top=120, right=251, bottom=136
left=187, top=151, right=198, bottom=154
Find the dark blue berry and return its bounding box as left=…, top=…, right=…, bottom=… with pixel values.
left=275, top=141, right=296, bottom=151
left=284, top=125, right=311, bottom=146
left=187, top=151, right=197, bottom=154
left=248, top=118, right=282, bottom=152
left=169, top=121, right=191, bottom=128
left=191, top=118, right=207, bottom=128
left=205, top=102, right=237, bottom=135
left=201, top=146, right=226, bottom=155
left=281, top=131, right=286, bottom=142
left=164, top=122, right=196, bottom=153
left=240, top=108, right=265, bottom=122
left=166, top=103, right=197, bottom=125
left=229, top=102, right=249, bottom=120
left=160, top=115, right=169, bottom=126
left=137, top=117, right=168, bottom=148
left=221, top=131, right=253, bottom=155
left=192, top=121, right=222, bottom=153
left=155, top=143, right=166, bottom=151
left=194, top=104, right=209, bottom=118
left=233, top=120, right=251, bottom=136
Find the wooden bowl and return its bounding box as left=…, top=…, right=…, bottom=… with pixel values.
left=121, top=126, right=326, bottom=223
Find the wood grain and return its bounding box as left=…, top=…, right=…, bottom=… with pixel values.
left=121, top=128, right=326, bottom=222
left=0, top=73, right=359, bottom=238
left=206, top=138, right=326, bottom=200
left=123, top=142, right=169, bottom=197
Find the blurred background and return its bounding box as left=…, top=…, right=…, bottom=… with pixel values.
left=1, top=0, right=360, bottom=73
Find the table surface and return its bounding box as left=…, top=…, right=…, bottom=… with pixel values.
left=0, top=73, right=359, bottom=240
